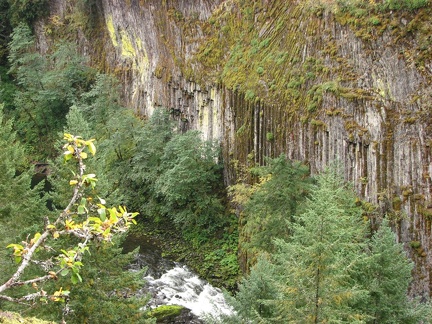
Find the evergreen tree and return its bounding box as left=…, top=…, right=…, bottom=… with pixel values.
left=229, top=167, right=432, bottom=323
left=238, top=155, right=311, bottom=255
left=7, top=24, right=95, bottom=158
left=230, top=167, right=369, bottom=323
left=38, top=108, right=152, bottom=323
left=0, top=104, right=48, bottom=288
left=126, top=108, right=173, bottom=215
left=353, top=219, right=431, bottom=323
left=0, top=0, right=12, bottom=64
left=155, top=130, right=225, bottom=234
left=229, top=255, right=279, bottom=322
left=271, top=168, right=368, bottom=322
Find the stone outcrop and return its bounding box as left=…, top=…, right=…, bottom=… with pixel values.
left=40, top=0, right=432, bottom=296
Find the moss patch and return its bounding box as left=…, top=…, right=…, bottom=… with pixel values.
left=147, top=305, right=184, bottom=322
left=106, top=15, right=118, bottom=47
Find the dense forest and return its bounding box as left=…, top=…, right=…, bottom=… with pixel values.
left=1, top=0, right=432, bottom=323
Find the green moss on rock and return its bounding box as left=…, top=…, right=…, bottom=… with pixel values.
left=147, top=305, right=184, bottom=322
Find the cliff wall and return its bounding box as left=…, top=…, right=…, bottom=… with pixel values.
left=39, top=0, right=432, bottom=296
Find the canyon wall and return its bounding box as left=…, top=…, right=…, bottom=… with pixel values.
left=40, top=0, right=432, bottom=296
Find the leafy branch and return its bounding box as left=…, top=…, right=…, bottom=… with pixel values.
left=0, top=134, right=138, bottom=305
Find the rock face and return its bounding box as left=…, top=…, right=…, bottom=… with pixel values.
left=41, top=0, right=432, bottom=296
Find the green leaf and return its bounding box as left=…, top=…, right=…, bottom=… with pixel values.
left=71, top=272, right=82, bottom=284
left=71, top=273, right=79, bottom=285
left=109, top=208, right=118, bottom=223
left=103, top=227, right=111, bottom=237
left=64, top=151, right=73, bottom=162
left=98, top=208, right=106, bottom=221
left=61, top=269, right=69, bottom=276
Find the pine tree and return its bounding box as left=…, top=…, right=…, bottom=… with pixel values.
left=0, top=104, right=48, bottom=287
left=353, top=219, right=431, bottom=323
left=230, top=255, right=279, bottom=322
left=155, top=130, right=224, bottom=234
left=126, top=108, right=173, bottom=215
left=269, top=168, right=368, bottom=322
left=8, top=24, right=95, bottom=158
left=238, top=155, right=311, bottom=255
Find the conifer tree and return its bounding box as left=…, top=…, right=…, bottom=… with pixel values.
left=229, top=167, right=368, bottom=323
left=353, top=219, right=431, bottom=323
left=155, top=130, right=224, bottom=234
left=238, top=155, right=311, bottom=255
left=229, top=256, right=279, bottom=322
left=270, top=167, right=368, bottom=322
left=0, top=104, right=48, bottom=287
left=7, top=24, right=95, bottom=158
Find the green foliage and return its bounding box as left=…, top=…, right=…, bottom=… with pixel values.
left=270, top=167, right=367, bottom=322
left=0, top=65, right=16, bottom=112
left=352, top=219, right=431, bottom=323
left=7, top=24, right=96, bottom=159
left=0, top=103, right=49, bottom=285
left=265, top=132, right=274, bottom=142
left=335, top=0, right=429, bottom=13
left=0, top=133, right=143, bottom=323
left=229, top=168, right=432, bottom=322
left=0, top=0, right=12, bottom=65
left=58, top=74, right=141, bottom=206
left=20, top=238, right=152, bottom=324
left=232, top=155, right=311, bottom=257
left=60, top=239, right=151, bottom=324
left=378, top=0, right=429, bottom=10
left=230, top=256, right=279, bottom=321
left=7, top=0, right=49, bottom=27
left=0, top=311, right=54, bottom=323
left=117, top=109, right=227, bottom=238
left=201, top=227, right=240, bottom=288
left=155, top=130, right=224, bottom=233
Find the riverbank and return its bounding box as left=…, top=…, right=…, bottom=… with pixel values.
left=125, top=216, right=241, bottom=293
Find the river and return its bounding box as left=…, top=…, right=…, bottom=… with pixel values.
left=123, top=234, right=234, bottom=322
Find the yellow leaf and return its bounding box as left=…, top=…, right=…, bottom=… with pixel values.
left=53, top=231, right=60, bottom=239
left=48, top=271, right=58, bottom=279
left=69, top=180, right=78, bottom=186
left=87, top=141, right=96, bottom=156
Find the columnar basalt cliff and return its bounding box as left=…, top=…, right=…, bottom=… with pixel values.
left=39, top=0, right=432, bottom=296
